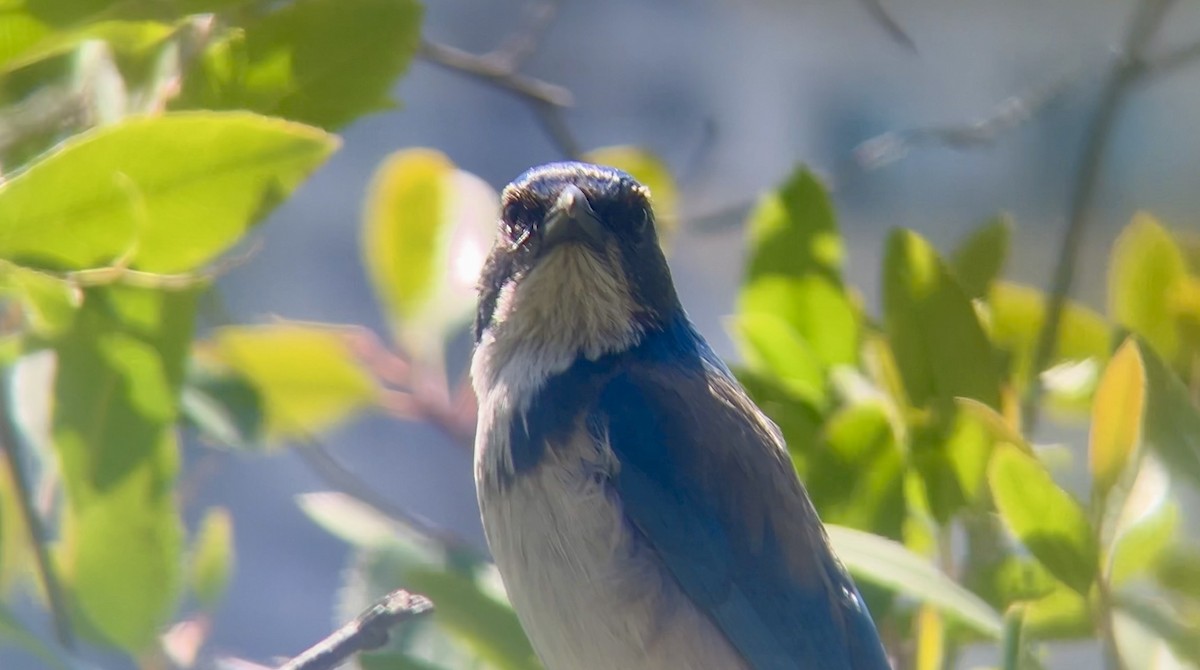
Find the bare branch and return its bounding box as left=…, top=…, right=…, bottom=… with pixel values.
left=855, top=66, right=1084, bottom=168
left=1146, top=37, right=1200, bottom=77
left=276, top=589, right=433, bottom=670
left=857, top=0, right=917, bottom=52
left=1024, top=0, right=1178, bottom=430
left=416, top=0, right=581, bottom=159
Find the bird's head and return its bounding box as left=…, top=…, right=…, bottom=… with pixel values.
left=474, top=162, right=680, bottom=367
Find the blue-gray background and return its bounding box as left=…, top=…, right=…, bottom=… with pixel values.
left=184, top=0, right=1200, bottom=666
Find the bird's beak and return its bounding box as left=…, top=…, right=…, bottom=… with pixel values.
left=541, top=185, right=606, bottom=252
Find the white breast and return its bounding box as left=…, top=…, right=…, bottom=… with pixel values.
left=474, top=415, right=748, bottom=670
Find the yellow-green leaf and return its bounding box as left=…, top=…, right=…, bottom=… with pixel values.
left=583, top=145, right=679, bottom=243
left=1089, top=338, right=1145, bottom=495
left=1109, top=214, right=1188, bottom=364
left=1109, top=458, right=1175, bottom=586
left=52, top=286, right=196, bottom=651
left=951, top=214, right=1012, bottom=299
left=210, top=324, right=378, bottom=442
left=175, top=0, right=422, bottom=129
left=1138, top=340, right=1200, bottom=488
left=883, top=229, right=1001, bottom=412
left=988, top=444, right=1098, bottom=595
left=727, top=313, right=825, bottom=406
left=0, top=112, right=336, bottom=273
left=362, top=148, right=497, bottom=357
left=740, top=167, right=858, bottom=367
left=827, top=525, right=1003, bottom=638
left=987, top=281, right=1111, bottom=394
left=191, top=507, right=235, bottom=610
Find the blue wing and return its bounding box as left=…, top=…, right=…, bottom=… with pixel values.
left=590, top=362, right=891, bottom=670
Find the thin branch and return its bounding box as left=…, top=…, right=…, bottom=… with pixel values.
left=294, top=439, right=476, bottom=554
left=855, top=66, right=1084, bottom=169
left=416, top=0, right=581, bottom=160
left=857, top=0, right=917, bottom=52
left=0, top=375, right=75, bottom=650
left=1146, top=37, right=1200, bottom=77
left=276, top=589, right=433, bottom=670
left=1023, top=0, right=1177, bottom=431
left=492, top=0, right=563, bottom=71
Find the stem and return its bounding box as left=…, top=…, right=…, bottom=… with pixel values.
left=0, top=372, right=74, bottom=650
left=1022, top=0, right=1177, bottom=430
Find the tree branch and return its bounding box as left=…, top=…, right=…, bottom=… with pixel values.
left=416, top=0, right=581, bottom=159
left=1023, top=0, right=1178, bottom=430
left=0, top=374, right=74, bottom=650
left=276, top=589, right=433, bottom=670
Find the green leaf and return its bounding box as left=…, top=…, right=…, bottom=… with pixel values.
left=1154, top=545, right=1200, bottom=602
left=1089, top=338, right=1146, bottom=496
left=0, top=262, right=81, bottom=335
left=1023, top=584, right=1092, bottom=640
left=728, top=313, right=826, bottom=406
left=583, top=145, right=679, bottom=243
left=405, top=568, right=538, bottom=670
left=808, top=403, right=906, bottom=539
left=740, top=167, right=858, bottom=367
left=1109, top=458, right=1176, bottom=586
left=826, top=524, right=1003, bottom=638
left=52, top=285, right=196, bottom=651
left=208, top=324, right=379, bottom=443
left=1114, top=592, right=1200, bottom=664
left=1, top=19, right=178, bottom=74
left=362, top=148, right=497, bottom=358
left=176, top=0, right=422, bottom=129
left=1109, top=214, right=1189, bottom=364
left=0, top=112, right=337, bottom=273
left=191, top=506, right=234, bottom=610
left=1138, top=340, right=1200, bottom=488
left=988, top=445, right=1098, bottom=595
left=987, top=281, right=1111, bottom=392
left=883, top=228, right=1002, bottom=412
left=180, top=368, right=265, bottom=449
left=951, top=214, right=1012, bottom=299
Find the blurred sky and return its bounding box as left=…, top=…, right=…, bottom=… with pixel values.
left=181, top=0, right=1200, bottom=665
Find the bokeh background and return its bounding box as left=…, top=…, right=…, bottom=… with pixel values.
left=6, top=0, right=1200, bottom=667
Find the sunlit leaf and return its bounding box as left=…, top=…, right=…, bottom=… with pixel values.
left=989, top=445, right=1097, bottom=594
left=208, top=324, right=379, bottom=443
left=1, top=19, right=179, bottom=74
left=987, top=281, right=1111, bottom=391
left=405, top=569, right=537, bottom=670
left=1138, top=340, right=1200, bottom=488
left=728, top=313, right=825, bottom=406
left=0, top=112, right=336, bottom=273
left=191, top=507, right=235, bottom=610
left=1109, top=214, right=1188, bottom=364
left=955, top=397, right=1029, bottom=452
left=740, top=167, right=858, bottom=367
left=1109, top=458, right=1176, bottom=586
left=1154, top=545, right=1200, bottom=602
left=883, top=229, right=1001, bottom=412
left=1114, top=592, right=1200, bottom=664
left=176, top=0, right=422, bottom=129
left=1089, top=339, right=1145, bottom=496
left=362, top=148, right=497, bottom=358
left=0, top=263, right=81, bottom=335
left=827, top=525, right=1004, bottom=638
left=1024, top=585, right=1092, bottom=640
left=951, top=214, right=1011, bottom=299
left=583, top=145, right=679, bottom=243
left=52, top=286, right=196, bottom=651
left=808, top=403, right=905, bottom=538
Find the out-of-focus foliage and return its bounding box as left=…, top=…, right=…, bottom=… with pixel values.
left=0, top=2, right=1197, bottom=670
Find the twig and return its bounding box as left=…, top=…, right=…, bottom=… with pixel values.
left=294, top=439, right=476, bottom=554
left=0, top=374, right=75, bottom=650
left=855, top=65, right=1084, bottom=169
left=276, top=589, right=433, bottom=670
left=857, top=0, right=917, bottom=52
left=1023, top=0, right=1178, bottom=430
left=416, top=0, right=581, bottom=160
left=1146, top=37, right=1200, bottom=77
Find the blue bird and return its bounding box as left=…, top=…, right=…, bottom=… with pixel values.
left=471, top=162, right=891, bottom=670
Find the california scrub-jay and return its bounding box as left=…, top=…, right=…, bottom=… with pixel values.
left=471, top=162, right=891, bottom=669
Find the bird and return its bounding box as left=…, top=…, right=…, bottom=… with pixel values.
left=470, top=161, right=891, bottom=670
